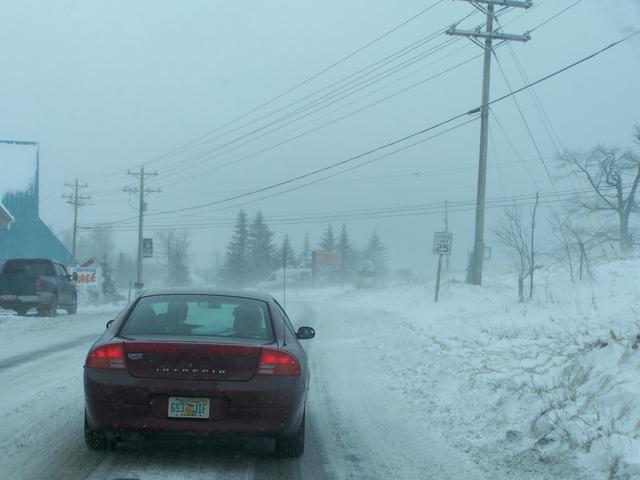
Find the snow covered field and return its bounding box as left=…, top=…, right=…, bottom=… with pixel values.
left=1, top=259, right=639, bottom=479
left=286, top=257, right=640, bottom=479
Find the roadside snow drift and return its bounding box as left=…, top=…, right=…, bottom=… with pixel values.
left=297, top=259, right=640, bottom=478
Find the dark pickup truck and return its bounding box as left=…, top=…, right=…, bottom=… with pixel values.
left=0, top=258, right=78, bottom=316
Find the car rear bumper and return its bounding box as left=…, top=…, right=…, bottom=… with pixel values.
left=85, top=398, right=304, bottom=437
left=0, top=292, right=52, bottom=309
left=84, top=368, right=307, bottom=437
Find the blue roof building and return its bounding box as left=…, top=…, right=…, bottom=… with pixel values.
left=0, top=141, right=75, bottom=264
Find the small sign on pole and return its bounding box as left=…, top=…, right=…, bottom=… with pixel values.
left=433, top=232, right=453, bottom=256
left=143, top=238, right=153, bottom=258
left=433, top=232, right=453, bottom=302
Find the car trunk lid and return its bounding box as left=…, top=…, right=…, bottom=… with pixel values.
left=123, top=340, right=263, bottom=381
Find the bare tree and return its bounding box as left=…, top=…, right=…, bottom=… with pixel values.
left=89, top=225, right=115, bottom=262
left=557, top=130, right=640, bottom=254
left=157, top=229, right=191, bottom=286
left=549, top=214, right=607, bottom=282
left=494, top=193, right=540, bottom=302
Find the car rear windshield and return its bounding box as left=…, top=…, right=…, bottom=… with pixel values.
left=1, top=260, right=55, bottom=276
left=121, top=294, right=273, bottom=340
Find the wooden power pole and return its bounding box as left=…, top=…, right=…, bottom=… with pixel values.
left=124, top=166, right=160, bottom=290
left=447, top=0, right=531, bottom=285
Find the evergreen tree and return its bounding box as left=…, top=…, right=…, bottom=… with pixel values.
left=222, top=210, right=250, bottom=286
left=158, top=229, right=192, bottom=286
left=276, top=235, right=299, bottom=268
left=248, top=211, right=277, bottom=281
left=363, top=231, right=388, bottom=274
left=319, top=224, right=337, bottom=251
left=300, top=231, right=311, bottom=268
left=100, top=254, right=123, bottom=302
left=337, top=224, right=358, bottom=279
left=115, top=251, right=135, bottom=287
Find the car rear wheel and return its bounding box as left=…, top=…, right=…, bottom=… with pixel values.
left=275, top=412, right=305, bottom=458
left=84, top=414, right=107, bottom=451
left=66, top=295, right=77, bottom=315
left=16, top=307, right=29, bottom=316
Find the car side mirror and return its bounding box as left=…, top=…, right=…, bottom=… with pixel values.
left=72, top=272, right=78, bottom=281
left=296, top=326, right=315, bottom=340
left=106, top=319, right=114, bottom=329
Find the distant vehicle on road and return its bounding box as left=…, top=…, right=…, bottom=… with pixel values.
left=356, top=260, right=377, bottom=289
left=0, top=258, right=78, bottom=316
left=83, top=288, right=315, bottom=457
left=256, top=267, right=312, bottom=290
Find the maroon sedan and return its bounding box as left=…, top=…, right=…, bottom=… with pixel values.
left=83, top=289, right=315, bottom=457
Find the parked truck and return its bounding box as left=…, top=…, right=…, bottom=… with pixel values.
left=0, top=258, right=78, bottom=316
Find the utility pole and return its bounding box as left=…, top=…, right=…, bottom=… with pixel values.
left=447, top=0, right=531, bottom=285
left=62, top=178, right=91, bottom=259
left=124, top=166, right=160, bottom=290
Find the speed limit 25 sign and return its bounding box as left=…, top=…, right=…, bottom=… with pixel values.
left=433, top=232, right=453, bottom=256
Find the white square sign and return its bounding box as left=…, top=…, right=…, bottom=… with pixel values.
left=433, top=232, right=453, bottom=256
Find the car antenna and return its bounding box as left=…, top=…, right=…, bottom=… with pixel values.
left=282, top=239, right=287, bottom=347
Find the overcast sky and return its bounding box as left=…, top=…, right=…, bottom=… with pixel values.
left=1, top=0, right=639, bottom=275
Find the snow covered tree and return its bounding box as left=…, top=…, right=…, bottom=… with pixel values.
left=549, top=213, right=605, bottom=282
left=222, top=210, right=250, bottom=286
left=319, top=224, right=337, bottom=251
left=557, top=130, right=640, bottom=254
left=248, top=211, right=277, bottom=281
left=100, top=254, right=123, bottom=303
left=363, top=231, right=387, bottom=274
left=115, top=251, right=136, bottom=287
left=90, top=226, right=115, bottom=262
left=300, top=231, right=311, bottom=268
left=494, top=194, right=540, bottom=302
left=157, top=229, right=192, bottom=286
left=276, top=234, right=298, bottom=268
left=337, top=224, right=358, bottom=279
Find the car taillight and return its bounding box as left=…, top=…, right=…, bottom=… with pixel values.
left=35, top=278, right=41, bottom=290
left=86, top=343, right=126, bottom=369
left=257, top=348, right=300, bottom=375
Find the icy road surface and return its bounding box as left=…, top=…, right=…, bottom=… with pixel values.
left=0, top=301, right=500, bottom=480
left=0, top=275, right=608, bottom=480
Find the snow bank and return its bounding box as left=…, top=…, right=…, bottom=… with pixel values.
left=0, top=142, right=37, bottom=196
left=308, top=259, right=640, bottom=478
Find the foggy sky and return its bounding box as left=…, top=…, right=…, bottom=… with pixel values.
left=1, top=0, right=639, bottom=276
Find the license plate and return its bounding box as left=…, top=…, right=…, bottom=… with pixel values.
left=168, top=396, right=210, bottom=419
left=0, top=295, right=16, bottom=301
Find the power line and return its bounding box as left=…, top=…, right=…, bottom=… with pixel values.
left=80, top=187, right=618, bottom=232
left=156, top=37, right=467, bottom=185
left=529, top=0, right=585, bottom=32
left=80, top=1, right=450, bottom=182
left=93, top=31, right=640, bottom=226
left=157, top=48, right=484, bottom=190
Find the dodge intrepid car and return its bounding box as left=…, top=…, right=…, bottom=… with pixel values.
left=83, top=289, right=315, bottom=457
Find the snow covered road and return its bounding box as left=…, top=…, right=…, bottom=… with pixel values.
left=0, top=299, right=501, bottom=480
left=7, top=260, right=632, bottom=480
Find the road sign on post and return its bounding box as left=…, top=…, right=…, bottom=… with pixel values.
left=143, top=238, right=153, bottom=258
left=433, top=232, right=453, bottom=302
left=433, top=232, right=453, bottom=256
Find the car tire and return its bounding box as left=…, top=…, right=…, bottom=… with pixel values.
left=275, top=412, right=305, bottom=458
left=16, top=307, right=29, bottom=316
left=84, top=414, right=107, bottom=451
left=47, top=295, right=58, bottom=318
left=66, top=295, right=77, bottom=315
